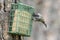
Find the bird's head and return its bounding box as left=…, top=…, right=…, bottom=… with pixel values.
left=32, top=13, right=47, bottom=27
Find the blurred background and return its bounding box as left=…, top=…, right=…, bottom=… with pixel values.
left=0, top=0, right=60, bottom=40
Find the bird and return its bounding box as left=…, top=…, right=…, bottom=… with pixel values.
left=32, top=13, right=47, bottom=27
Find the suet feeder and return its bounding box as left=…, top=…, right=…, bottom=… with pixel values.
left=8, top=3, right=34, bottom=37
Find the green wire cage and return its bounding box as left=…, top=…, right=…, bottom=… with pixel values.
left=8, top=3, right=34, bottom=37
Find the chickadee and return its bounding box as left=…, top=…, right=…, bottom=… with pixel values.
left=32, top=13, right=47, bottom=27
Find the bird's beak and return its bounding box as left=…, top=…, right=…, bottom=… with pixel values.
left=42, top=21, right=47, bottom=27
left=40, top=18, right=47, bottom=27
